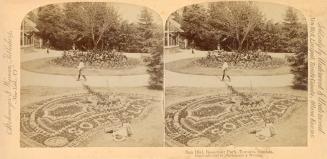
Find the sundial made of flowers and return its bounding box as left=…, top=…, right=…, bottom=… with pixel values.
left=21, top=92, right=156, bottom=147
left=165, top=93, right=306, bottom=147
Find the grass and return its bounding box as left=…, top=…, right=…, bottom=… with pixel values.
left=21, top=47, right=39, bottom=54
left=21, top=86, right=163, bottom=106
left=164, top=47, right=183, bottom=54
left=165, top=86, right=307, bottom=146
left=21, top=57, right=147, bottom=76
left=165, top=57, right=291, bottom=76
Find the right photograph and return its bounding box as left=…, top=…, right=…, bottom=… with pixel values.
left=164, top=1, right=308, bottom=147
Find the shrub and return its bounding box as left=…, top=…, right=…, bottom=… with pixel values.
left=51, top=49, right=140, bottom=69
left=287, top=51, right=308, bottom=90
left=195, top=50, right=287, bottom=69
left=145, top=42, right=163, bottom=90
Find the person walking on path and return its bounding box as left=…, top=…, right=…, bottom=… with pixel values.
left=77, top=59, right=87, bottom=81
left=221, top=61, right=231, bottom=81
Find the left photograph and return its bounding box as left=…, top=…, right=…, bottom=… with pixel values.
left=20, top=2, right=164, bottom=147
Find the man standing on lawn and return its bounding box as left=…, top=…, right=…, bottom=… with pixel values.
left=77, top=59, right=87, bottom=81
left=221, top=61, right=231, bottom=81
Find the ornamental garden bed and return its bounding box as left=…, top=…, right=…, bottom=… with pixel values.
left=165, top=51, right=292, bottom=76
left=165, top=86, right=307, bottom=147
left=22, top=50, right=147, bottom=76
left=20, top=86, right=164, bottom=147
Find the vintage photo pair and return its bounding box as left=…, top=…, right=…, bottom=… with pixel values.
left=20, top=1, right=308, bottom=147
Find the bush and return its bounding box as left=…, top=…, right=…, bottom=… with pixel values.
left=51, top=49, right=140, bottom=69
left=195, top=50, right=287, bottom=69
left=287, top=51, right=308, bottom=89
left=145, top=42, right=163, bottom=90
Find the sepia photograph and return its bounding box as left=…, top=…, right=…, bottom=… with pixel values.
left=20, top=2, right=164, bottom=147
left=164, top=1, right=308, bottom=147
left=2, top=0, right=327, bottom=158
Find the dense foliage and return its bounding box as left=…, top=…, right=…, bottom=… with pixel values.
left=284, top=7, right=308, bottom=89
left=33, top=3, right=160, bottom=53
left=138, top=8, right=163, bottom=89
left=176, top=2, right=307, bottom=53
left=51, top=50, right=139, bottom=69
left=196, top=50, right=287, bottom=69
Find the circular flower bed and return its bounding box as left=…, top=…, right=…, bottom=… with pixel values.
left=195, top=50, right=288, bottom=69
left=51, top=50, right=140, bottom=69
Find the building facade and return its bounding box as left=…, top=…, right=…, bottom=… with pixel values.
left=21, top=18, right=41, bottom=48
left=164, top=17, right=186, bottom=49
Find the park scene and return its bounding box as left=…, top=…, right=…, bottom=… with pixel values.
left=20, top=2, right=163, bottom=147
left=164, top=1, right=308, bottom=147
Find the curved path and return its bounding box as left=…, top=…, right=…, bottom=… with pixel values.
left=21, top=49, right=293, bottom=88
left=21, top=49, right=149, bottom=87
left=164, top=49, right=294, bottom=87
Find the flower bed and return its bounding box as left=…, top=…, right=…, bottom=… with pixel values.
left=165, top=93, right=306, bottom=146
left=195, top=50, right=288, bottom=69
left=20, top=92, right=157, bottom=147
left=51, top=50, right=140, bottom=69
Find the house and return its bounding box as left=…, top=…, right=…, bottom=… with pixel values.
left=164, top=17, right=186, bottom=49
left=21, top=17, right=41, bottom=48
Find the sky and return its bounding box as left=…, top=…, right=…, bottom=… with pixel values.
left=255, top=1, right=306, bottom=23
left=110, top=3, right=162, bottom=25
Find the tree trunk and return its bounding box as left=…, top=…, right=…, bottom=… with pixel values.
left=93, top=41, right=97, bottom=50
left=237, top=40, right=243, bottom=52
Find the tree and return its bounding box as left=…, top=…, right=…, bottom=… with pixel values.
left=146, top=34, right=163, bottom=89
left=283, top=7, right=299, bottom=36
left=282, top=7, right=308, bottom=89
left=117, top=21, right=142, bottom=52
left=180, top=4, right=214, bottom=49
left=208, top=1, right=263, bottom=51
left=289, top=40, right=308, bottom=90
left=282, top=7, right=303, bottom=53
left=36, top=4, right=68, bottom=49
left=247, top=20, right=285, bottom=52
left=136, top=8, right=163, bottom=89
left=63, top=2, right=120, bottom=50
left=137, top=7, right=157, bottom=52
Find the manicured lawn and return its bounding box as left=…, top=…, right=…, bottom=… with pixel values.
left=165, top=57, right=291, bottom=76
left=22, top=57, right=147, bottom=76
